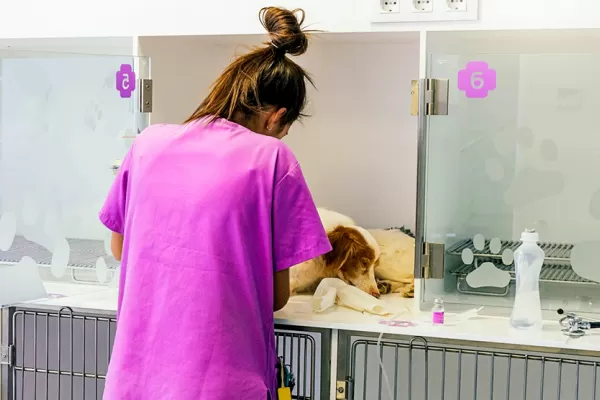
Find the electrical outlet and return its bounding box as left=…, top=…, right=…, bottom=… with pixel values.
left=380, top=0, right=400, bottom=13
left=446, top=0, right=467, bottom=11
left=371, top=0, right=478, bottom=22
left=412, top=0, right=433, bottom=12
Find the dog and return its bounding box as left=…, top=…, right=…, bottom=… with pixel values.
left=369, top=228, right=415, bottom=298
left=289, top=208, right=382, bottom=298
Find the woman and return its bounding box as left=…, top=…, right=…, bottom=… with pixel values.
left=99, top=7, right=331, bottom=400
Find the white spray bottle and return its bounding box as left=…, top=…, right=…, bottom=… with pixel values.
left=510, top=229, right=545, bottom=330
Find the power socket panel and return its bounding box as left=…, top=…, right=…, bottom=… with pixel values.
left=380, top=0, right=400, bottom=13
left=371, top=0, right=479, bottom=22
left=446, top=0, right=467, bottom=11
left=412, top=0, right=433, bottom=12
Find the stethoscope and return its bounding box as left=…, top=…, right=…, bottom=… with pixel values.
left=557, top=308, right=600, bottom=338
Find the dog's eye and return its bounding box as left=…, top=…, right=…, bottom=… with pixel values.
left=360, top=259, right=371, bottom=271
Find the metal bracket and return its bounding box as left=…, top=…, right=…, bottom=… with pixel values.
left=411, top=78, right=449, bottom=116
left=336, top=380, right=347, bottom=399
left=138, top=78, right=153, bottom=113
left=410, top=80, right=420, bottom=116
left=0, top=345, right=13, bottom=366
left=110, top=159, right=123, bottom=176
left=421, top=242, right=445, bottom=279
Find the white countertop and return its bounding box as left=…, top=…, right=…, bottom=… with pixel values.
left=18, top=282, right=600, bottom=354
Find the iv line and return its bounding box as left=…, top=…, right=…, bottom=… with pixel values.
left=375, top=305, right=483, bottom=398
left=377, top=306, right=411, bottom=400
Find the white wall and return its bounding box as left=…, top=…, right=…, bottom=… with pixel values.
left=2, top=0, right=600, bottom=39
left=0, top=37, right=136, bottom=55
left=140, top=33, right=420, bottom=229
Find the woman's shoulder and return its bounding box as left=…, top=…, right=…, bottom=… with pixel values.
left=198, top=118, right=299, bottom=163
left=138, top=123, right=184, bottom=140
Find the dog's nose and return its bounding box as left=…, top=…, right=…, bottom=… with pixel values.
left=370, top=289, right=381, bottom=298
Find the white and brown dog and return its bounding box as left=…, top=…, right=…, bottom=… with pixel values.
left=368, top=228, right=415, bottom=298
left=289, top=209, right=415, bottom=298
left=290, top=209, right=382, bottom=298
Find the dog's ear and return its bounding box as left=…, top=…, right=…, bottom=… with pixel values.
left=323, top=226, right=365, bottom=272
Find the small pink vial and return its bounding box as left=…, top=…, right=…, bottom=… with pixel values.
left=432, top=298, right=445, bottom=325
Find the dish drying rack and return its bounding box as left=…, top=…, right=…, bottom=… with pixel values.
left=0, top=235, right=119, bottom=284
left=446, top=238, right=594, bottom=296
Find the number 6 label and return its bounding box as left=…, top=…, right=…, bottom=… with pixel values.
left=458, top=61, right=496, bottom=99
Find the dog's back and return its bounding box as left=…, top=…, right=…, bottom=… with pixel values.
left=369, top=228, right=415, bottom=280
left=317, top=208, right=356, bottom=232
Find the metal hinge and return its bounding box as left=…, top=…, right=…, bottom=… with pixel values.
left=336, top=380, right=347, bottom=399
left=0, top=345, right=13, bottom=366
left=421, top=242, right=446, bottom=279
left=410, top=78, right=449, bottom=116
left=139, top=78, right=153, bottom=113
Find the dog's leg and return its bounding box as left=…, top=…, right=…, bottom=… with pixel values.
left=290, top=274, right=322, bottom=295
left=290, top=279, right=299, bottom=296
left=376, top=279, right=414, bottom=298
left=290, top=278, right=313, bottom=295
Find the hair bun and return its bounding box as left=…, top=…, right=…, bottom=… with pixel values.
left=259, top=7, right=309, bottom=57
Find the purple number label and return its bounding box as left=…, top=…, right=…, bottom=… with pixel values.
left=458, top=61, right=496, bottom=99
left=116, top=64, right=136, bottom=98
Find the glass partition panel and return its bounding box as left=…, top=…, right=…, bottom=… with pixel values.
left=422, top=52, right=600, bottom=315
left=0, top=50, right=150, bottom=306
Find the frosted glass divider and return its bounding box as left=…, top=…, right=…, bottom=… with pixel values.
left=0, top=48, right=147, bottom=298
left=0, top=257, right=47, bottom=307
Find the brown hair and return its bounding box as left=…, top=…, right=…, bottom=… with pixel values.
left=324, top=226, right=377, bottom=279
left=184, top=7, right=315, bottom=126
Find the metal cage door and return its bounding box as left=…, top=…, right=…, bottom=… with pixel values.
left=337, top=330, right=600, bottom=400
left=4, top=306, right=116, bottom=400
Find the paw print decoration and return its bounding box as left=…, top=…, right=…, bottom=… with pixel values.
left=462, top=234, right=512, bottom=289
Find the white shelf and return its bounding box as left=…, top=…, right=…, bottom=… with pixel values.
left=22, top=282, right=600, bottom=353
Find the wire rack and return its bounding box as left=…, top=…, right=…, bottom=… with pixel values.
left=447, top=238, right=573, bottom=262
left=447, top=238, right=594, bottom=284
left=0, top=235, right=119, bottom=270
left=451, top=260, right=593, bottom=284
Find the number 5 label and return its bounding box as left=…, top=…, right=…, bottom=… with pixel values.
left=116, top=64, right=136, bottom=99
left=458, top=61, right=496, bottom=99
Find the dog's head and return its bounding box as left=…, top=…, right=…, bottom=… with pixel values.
left=323, top=225, right=381, bottom=298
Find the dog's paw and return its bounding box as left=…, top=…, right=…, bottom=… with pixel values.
left=377, top=280, right=392, bottom=295
left=376, top=279, right=415, bottom=298
left=401, top=282, right=415, bottom=298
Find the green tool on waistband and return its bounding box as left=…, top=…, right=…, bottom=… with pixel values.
left=277, top=356, right=293, bottom=400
